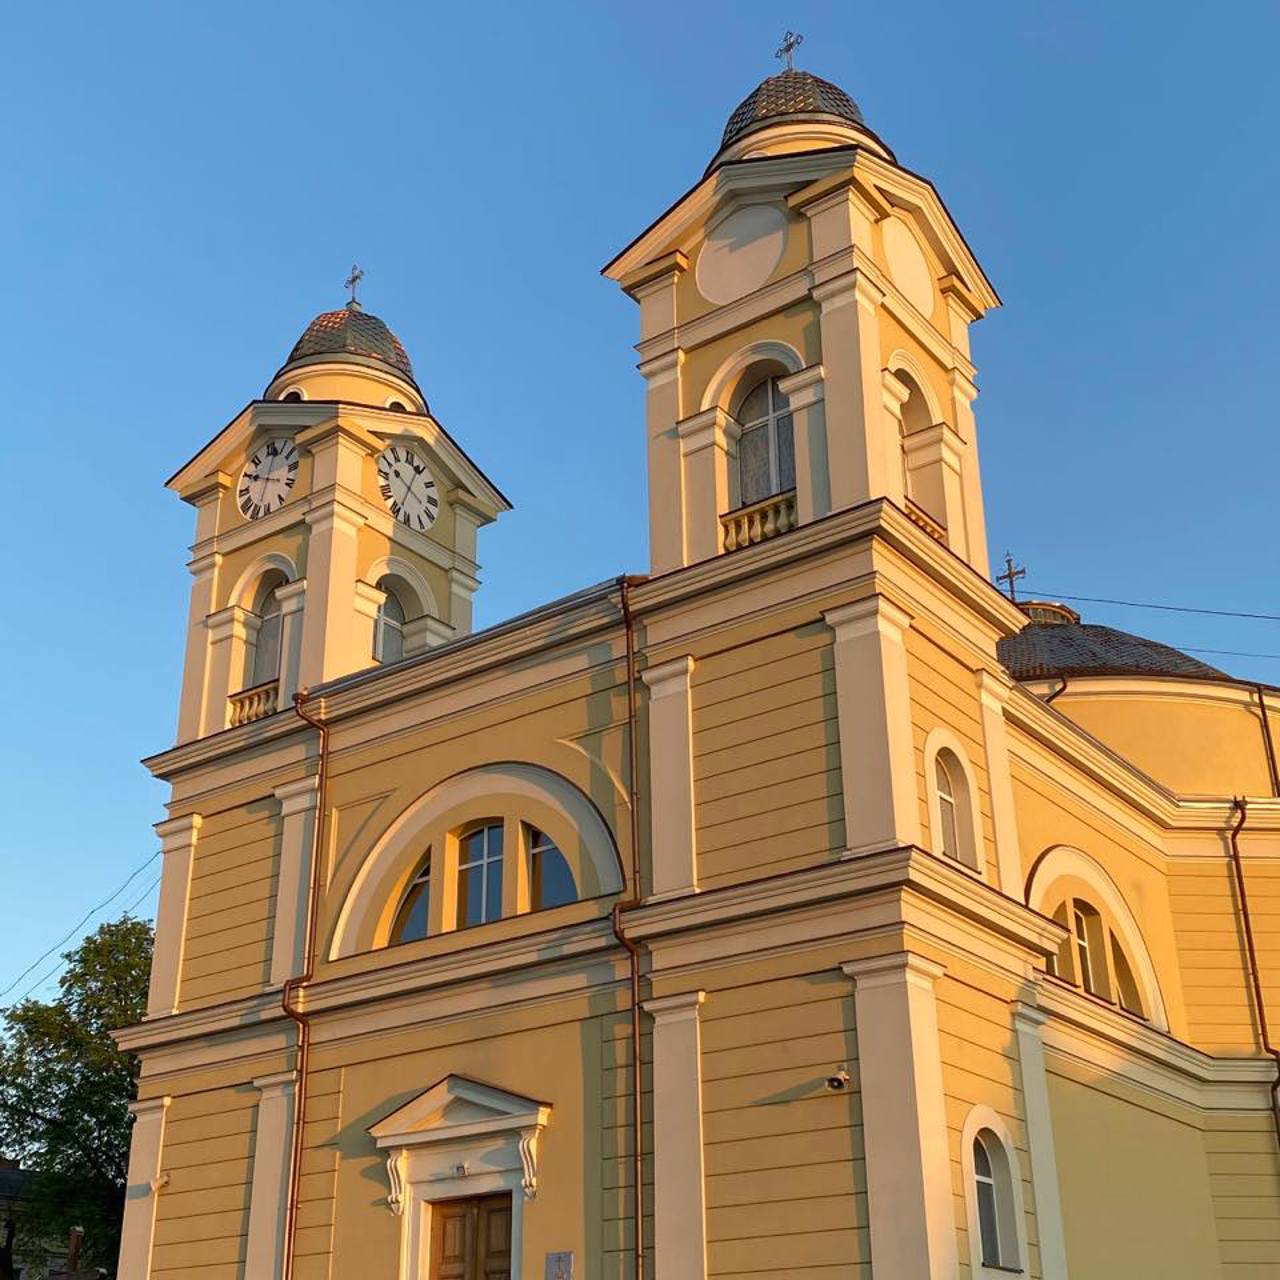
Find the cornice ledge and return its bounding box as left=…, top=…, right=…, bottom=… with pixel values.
left=111, top=989, right=283, bottom=1055
left=1033, top=981, right=1278, bottom=1104
left=304, top=918, right=620, bottom=1016
left=626, top=845, right=1061, bottom=958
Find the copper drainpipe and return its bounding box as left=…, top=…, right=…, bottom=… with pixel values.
left=281, top=688, right=330, bottom=1280
left=610, top=575, right=646, bottom=1280
left=1227, top=797, right=1280, bottom=1151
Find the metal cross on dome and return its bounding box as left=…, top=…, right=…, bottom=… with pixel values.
left=775, top=30, right=804, bottom=71
left=344, top=263, right=364, bottom=307
left=997, top=552, right=1027, bottom=604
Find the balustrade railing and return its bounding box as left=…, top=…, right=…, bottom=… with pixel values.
left=720, top=490, right=798, bottom=552
left=229, top=680, right=278, bottom=727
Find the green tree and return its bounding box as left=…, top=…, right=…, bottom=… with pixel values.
left=0, top=916, right=153, bottom=1277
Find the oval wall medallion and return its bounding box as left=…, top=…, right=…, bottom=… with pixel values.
left=695, top=204, right=788, bottom=306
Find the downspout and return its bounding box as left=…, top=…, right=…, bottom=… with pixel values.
left=1253, top=685, right=1280, bottom=798
left=1226, top=797, right=1280, bottom=1151
left=281, top=688, right=330, bottom=1280
left=610, top=575, right=646, bottom=1280
left=1044, top=676, right=1068, bottom=705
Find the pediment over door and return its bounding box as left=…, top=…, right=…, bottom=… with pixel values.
left=370, top=1075, right=552, bottom=1210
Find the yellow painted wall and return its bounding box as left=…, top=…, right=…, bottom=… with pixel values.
left=1054, top=690, right=1275, bottom=798
left=691, top=618, right=843, bottom=890
left=179, top=799, right=278, bottom=1010
left=1048, top=1067, right=1223, bottom=1277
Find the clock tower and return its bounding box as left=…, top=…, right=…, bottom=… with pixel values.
left=167, top=289, right=509, bottom=743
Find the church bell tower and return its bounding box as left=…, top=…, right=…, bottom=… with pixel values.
left=167, top=276, right=509, bottom=742
left=604, top=51, right=999, bottom=578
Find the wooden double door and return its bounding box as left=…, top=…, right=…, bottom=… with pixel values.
left=430, top=1193, right=512, bottom=1280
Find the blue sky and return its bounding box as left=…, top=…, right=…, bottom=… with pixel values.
left=1, top=1, right=1277, bottom=998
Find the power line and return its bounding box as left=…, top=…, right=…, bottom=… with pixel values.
left=1025, top=589, right=1280, bottom=624
left=0, top=850, right=160, bottom=1003
left=10, top=870, right=161, bottom=1008
left=1179, top=645, right=1280, bottom=661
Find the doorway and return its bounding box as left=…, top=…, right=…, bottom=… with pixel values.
left=430, top=1193, right=512, bottom=1280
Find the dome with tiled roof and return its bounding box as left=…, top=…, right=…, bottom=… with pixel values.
left=719, top=68, right=866, bottom=153
left=276, top=300, right=418, bottom=388
left=997, top=602, right=1226, bottom=683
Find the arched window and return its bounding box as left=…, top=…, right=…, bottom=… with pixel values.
left=248, top=572, right=287, bottom=688
left=457, top=822, right=504, bottom=929
left=972, top=1130, right=1020, bottom=1271
left=374, top=577, right=407, bottom=664
left=734, top=375, right=795, bottom=506
left=1046, top=894, right=1146, bottom=1018
left=528, top=826, right=577, bottom=911
left=390, top=854, right=431, bottom=944
left=926, top=740, right=979, bottom=872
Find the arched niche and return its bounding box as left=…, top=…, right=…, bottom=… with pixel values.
left=328, top=762, right=625, bottom=959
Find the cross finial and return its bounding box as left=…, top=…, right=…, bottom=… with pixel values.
left=344, top=263, right=364, bottom=309
left=996, top=552, right=1027, bottom=604
left=775, top=30, right=804, bottom=71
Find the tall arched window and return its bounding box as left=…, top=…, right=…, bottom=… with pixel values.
left=374, top=577, right=407, bottom=664
left=248, top=572, right=287, bottom=688
left=735, top=375, right=795, bottom=506
left=457, top=822, right=504, bottom=928
left=927, top=742, right=978, bottom=872
left=972, top=1130, right=1019, bottom=1271
left=528, top=826, right=577, bottom=911
left=390, top=854, right=431, bottom=944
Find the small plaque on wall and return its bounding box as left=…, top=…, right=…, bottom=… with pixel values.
left=545, top=1252, right=574, bottom=1279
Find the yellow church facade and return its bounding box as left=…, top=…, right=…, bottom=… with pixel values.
left=114, top=63, right=1280, bottom=1280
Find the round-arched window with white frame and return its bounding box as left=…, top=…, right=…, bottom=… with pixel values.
left=734, top=374, right=795, bottom=507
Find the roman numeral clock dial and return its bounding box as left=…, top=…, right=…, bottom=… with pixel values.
left=237, top=438, right=299, bottom=520
left=377, top=445, right=439, bottom=531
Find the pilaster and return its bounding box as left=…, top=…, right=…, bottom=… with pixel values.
left=205, top=604, right=252, bottom=731
left=777, top=363, right=828, bottom=523
left=842, top=954, right=956, bottom=1279
left=880, top=368, right=911, bottom=509
left=641, top=347, right=686, bottom=574
left=904, top=421, right=968, bottom=558
left=643, top=991, right=709, bottom=1280
left=147, top=814, right=202, bottom=1018
left=270, top=777, right=320, bottom=987
left=812, top=271, right=888, bottom=511
left=177, top=549, right=222, bottom=743
left=641, top=657, right=698, bottom=899
left=117, top=1096, right=170, bottom=1280
left=977, top=669, right=1024, bottom=897
left=275, top=578, right=307, bottom=707
left=245, top=1070, right=298, bottom=1280
left=677, top=409, right=739, bottom=563
left=949, top=368, right=990, bottom=575
left=299, top=501, right=367, bottom=687
left=825, top=598, right=920, bottom=855
left=1013, top=1003, right=1069, bottom=1279
left=447, top=565, right=480, bottom=637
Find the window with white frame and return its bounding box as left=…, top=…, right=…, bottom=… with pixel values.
left=734, top=375, right=796, bottom=506
left=929, top=744, right=978, bottom=872
left=972, top=1129, right=1020, bottom=1271
left=1047, top=895, right=1147, bottom=1019
left=373, top=577, right=407, bottom=664
left=457, top=823, right=504, bottom=929
left=390, top=853, right=431, bottom=944
left=527, top=826, right=577, bottom=911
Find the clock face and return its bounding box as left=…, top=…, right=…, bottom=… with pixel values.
left=377, top=445, right=440, bottom=531
left=238, top=438, right=298, bottom=520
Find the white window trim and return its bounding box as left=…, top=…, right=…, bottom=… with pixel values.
left=960, top=1105, right=1029, bottom=1278
left=922, top=727, right=983, bottom=877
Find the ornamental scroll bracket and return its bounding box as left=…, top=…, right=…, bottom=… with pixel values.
left=518, top=1127, right=540, bottom=1200
left=386, top=1150, right=406, bottom=1216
